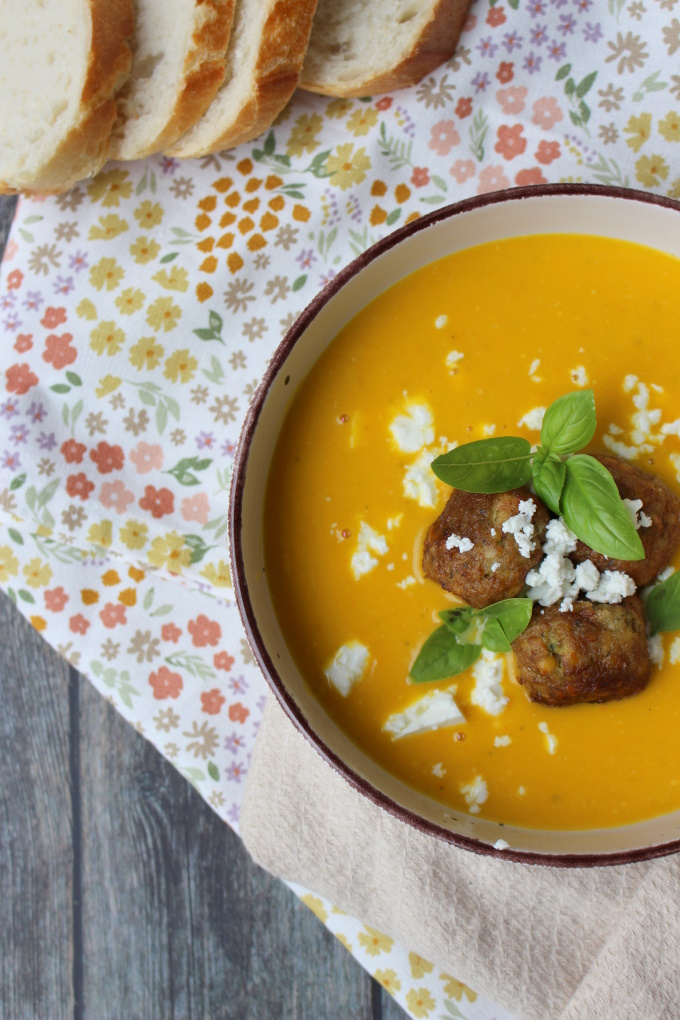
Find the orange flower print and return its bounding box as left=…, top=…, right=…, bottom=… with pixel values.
left=14, top=334, right=32, bottom=353
left=139, top=485, right=174, bottom=519
left=149, top=665, right=183, bottom=700
left=44, top=587, right=69, bottom=612
left=69, top=614, right=90, bottom=635
left=411, top=167, right=430, bottom=188
left=214, top=651, right=235, bottom=672
left=535, top=140, right=561, bottom=165
left=229, top=702, right=249, bottom=724
left=41, top=306, right=67, bottom=329
left=496, top=61, right=514, bottom=84
left=100, top=602, right=127, bottom=628
left=43, top=333, right=77, bottom=369
left=161, top=623, right=182, bottom=643
left=6, top=269, right=23, bottom=290
left=188, top=614, right=222, bottom=648
left=487, top=5, right=506, bottom=25
left=201, top=689, right=226, bottom=715
left=515, top=167, right=547, bottom=186
left=90, top=441, right=124, bottom=474
left=61, top=438, right=86, bottom=464
left=66, top=473, right=95, bottom=501
left=455, top=96, right=473, bottom=118
left=6, top=363, right=38, bottom=395
left=495, top=124, right=527, bottom=159
left=477, top=164, right=510, bottom=194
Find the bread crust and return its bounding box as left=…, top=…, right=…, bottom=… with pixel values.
left=167, top=0, right=319, bottom=158
left=0, top=0, right=134, bottom=194
left=110, top=0, right=236, bottom=161
left=299, top=0, right=470, bottom=98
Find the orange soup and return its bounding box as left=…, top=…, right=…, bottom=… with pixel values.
left=264, top=234, right=680, bottom=830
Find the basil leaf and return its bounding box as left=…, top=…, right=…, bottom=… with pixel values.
left=440, top=598, right=533, bottom=652
left=410, top=625, right=481, bottom=682
left=645, top=572, right=680, bottom=635
left=532, top=446, right=567, bottom=515
left=438, top=607, right=473, bottom=636
left=481, top=598, right=534, bottom=644
left=431, top=437, right=532, bottom=494
left=560, top=455, right=644, bottom=560
left=480, top=616, right=511, bottom=653
left=541, top=389, right=596, bottom=455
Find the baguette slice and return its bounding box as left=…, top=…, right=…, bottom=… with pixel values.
left=167, top=0, right=318, bottom=158
left=300, top=0, right=470, bottom=98
left=0, top=0, right=133, bottom=194
left=110, top=0, right=236, bottom=161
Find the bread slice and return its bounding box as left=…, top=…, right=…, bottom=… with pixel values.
left=299, top=0, right=470, bottom=98
left=110, top=0, right=236, bottom=161
left=167, top=0, right=318, bottom=158
left=0, top=0, right=133, bottom=194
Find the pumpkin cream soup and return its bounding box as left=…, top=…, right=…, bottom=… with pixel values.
left=264, top=233, right=680, bottom=831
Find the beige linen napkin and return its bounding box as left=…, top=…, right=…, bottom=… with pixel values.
left=241, top=697, right=680, bottom=1020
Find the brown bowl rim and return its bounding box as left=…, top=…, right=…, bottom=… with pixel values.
left=230, top=182, right=680, bottom=868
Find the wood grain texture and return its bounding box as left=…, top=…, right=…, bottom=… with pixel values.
left=0, top=592, right=74, bottom=1020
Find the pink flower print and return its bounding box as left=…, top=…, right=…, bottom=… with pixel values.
left=69, top=614, right=90, bottom=635
left=5, top=240, right=18, bottom=262
left=531, top=96, right=564, bottom=130
left=6, top=270, right=23, bottom=290
left=477, top=165, right=511, bottom=194
left=6, top=363, right=38, bottom=395
left=411, top=167, right=429, bottom=187
left=100, top=480, right=135, bottom=514
left=14, top=334, right=32, bottom=353
left=43, top=333, right=77, bottom=370
left=201, top=689, right=226, bottom=715
left=428, top=120, right=460, bottom=156
left=188, top=614, right=222, bottom=648
left=180, top=492, right=210, bottom=525
left=495, top=123, right=527, bottom=160
left=496, top=86, right=528, bottom=115
left=44, top=587, right=69, bottom=612
left=229, top=703, right=249, bottom=724
left=41, top=306, right=67, bottom=329
left=535, top=139, right=561, bottom=165
left=149, top=666, right=183, bottom=700
left=130, top=442, right=164, bottom=474
left=214, top=651, right=235, bottom=672
left=90, top=441, right=124, bottom=474
left=450, top=159, right=477, bottom=184
left=100, top=602, right=127, bottom=628
left=161, top=622, right=182, bottom=643
left=515, top=167, right=547, bottom=186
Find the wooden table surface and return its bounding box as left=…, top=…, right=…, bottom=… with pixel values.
left=0, top=196, right=404, bottom=1020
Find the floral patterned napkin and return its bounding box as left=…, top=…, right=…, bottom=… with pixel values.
left=1, top=0, right=679, bottom=1014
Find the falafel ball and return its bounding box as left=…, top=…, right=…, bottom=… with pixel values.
left=570, top=453, right=680, bottom=586
left=422, top=488, right=550, bottom=608
left=512, top=596, right=651, bottom=707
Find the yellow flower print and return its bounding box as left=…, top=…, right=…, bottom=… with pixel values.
left=152, top=266, right=190, bottom=292
left=146, top=532, right=192, bottom=574
left=115, top=288, right=145, bottom=315
left=300, top=894, right=328, bottom=923
left=77, top=298, right=98, bottom=320
left=326, top=143, right=371, bottom=191
left=90, top=321, right=126, bottom=356
left=335, top=934, right=353, bottom=952
left=287, top=113, right=323, bottom=157
left=88, top=214, right=129, bottom=241
left=130, top=235, right=161, bottom=264
left=118, top=588, right=137, bottom=607
left=346, top=107, right=378, bottom=137
left=624, top=112, right=651, bottom=152
left=95, top=375, right=122, bottom=398
left=88, top=521, right=113, bottom=548
left=635, top=154, right=669, bottom=187
left=23, top=557, right=52, bottom=589
left=326, top=98, right=355, bottom=119
left=90, top=257, right=124, bottom=291
left=30, top=616, right=47, bottom=632
left=134, top=200, right=164, bottom=229
left=120, top=519, right=149, bottom=551
left=668, top=178, right=680, bottom=199
left=659, top=110, right=680, bottom=143
left=440, top=974, right=477, bottom=1003
left=146, top=296, right=182, bottom=332
left=357, top=925, right=394, bottom=956
left=164, top=349, right=197, bottom=383
left=201, top=560, right=232, bottom=588
left=87, top=168, right=133, bottom=207
left=129, top=336, right=165, bottom=372
left=101, top=569, right=121, bottom=586
left=374, top=969, right=402, bottom=995
left=409, top=953, right=434, bottom=979
left=405, top=987, right=435, bottom=1018
left=0, top=545, right=19, bottom=582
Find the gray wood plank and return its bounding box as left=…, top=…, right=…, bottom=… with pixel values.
left=0, top=195, right=17, bottom=243
left=79, top=677, right=376, bottom=1020
left=0, top=591, right=74, bottom=1020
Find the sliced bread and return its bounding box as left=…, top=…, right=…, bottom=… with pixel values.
left=299, top=0, right=470, bottom=97
left=110, top=0, right=236, bottom=161
left=167, top=0, right=318, bottom=158
left=0, top=0, right=133, bottom=193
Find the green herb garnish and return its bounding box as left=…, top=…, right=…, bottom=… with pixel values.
left=410, top=599, right=533, bottom=682
left=645, top=572, right=680, bottom=634
left=431, top=389, right=643, bottom=561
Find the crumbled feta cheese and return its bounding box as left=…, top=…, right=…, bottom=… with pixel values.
left=529, top=358, right=541, bottom=380
left=470, top=649, right=508, bottom=716
left=432, top=762, right=446, bottom=778
left=559, top=597, right=573, bottom=613
left=386, top=563, right=395, bottom=572
left=387, top=514, right=403, bottom=531
left=602, top=434, right=639, bottom=460
left=661, top=420, right=680, bottom=438
left=502, top=498, right=537, bottom=558
left=446, top=350, right=464, bottom=370
left=648, top=634, right=664, bottom=668
left=491, top=561, right=500, bottom=573
left=435, top=315, right=448, bottom=329
left=585, top=569, right=636, bottom=604
left=574, top=559, right=600, bottom=592
left=483, top=423, right=497, bottom=436
left=623, top=498, right=652, bottom=530
left=517, top=406, right=546, bottom=430
left=403, top=442, right=451, bottom=508
left=543, top=518, right=578, bottom=556
left=397, top=575, right=416, bottom=589
left=670, top=636, right=680, bottom=664
left=389, top=403, right=434, bottom=454
left=526, top=551, right=577, bottom=607
left=460, top=775, right=488, bottom=814
left=494, top=838, right=510, bottom=850
left=325, top=641, right=370, bottom=697
left=490, top=527, right=497, bottom=537
left=571, top=366, right=588, bottom=386
left=623, top=374, right=638, bottom=393
left=494, top=735, right=511, bottom=747
left=445, top=533, right=474, bottom=553
left=538, top=721, right=558, bottom=755
left=351, top=522, right=388, bottom=579
left=608, top=423, right=624, bottom=436
left=518, top=786, right=526, bottom=796
left=384, top=687, right=465, bottom=740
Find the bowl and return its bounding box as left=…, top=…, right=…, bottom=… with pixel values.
left=230, top=183, right=680, bottom=866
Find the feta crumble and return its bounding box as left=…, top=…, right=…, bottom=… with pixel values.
left=585, top=570, right=636, bottom=604
left=648, top=634, right=664, bottom=668
left=460, top=775, right=488, bottom=814
left=384, top=687, right=465, bottom=740
left=325, top=641, right=370, bottom=697
left=445, top=533, right=474, bottom=553
left=446, top=350, right=464, bottom=371
left=670, top=636, right=680, bottom=664
left=538, top=721, right=558, bottom=755
left=623, top=498, right=652, bottom=530
left=483, top=423, right=497, bottom=436
left=435, top=315, right=448, bottom=329
left=529, top=358, right=541, bottom=380
left=494, top=839, right=510, bottom=850
left=470, top=649, right=508, bottom=716
left=517, top=406, right=546, bottom=431
left=432, top=762, right=446, bottom=778
left=396, top=575, right=416, bottom=589
left=494, top=735, right=511, bottom=747
left=389, top=403, right=434, bottom=454
left=491, top=561, right=500, bottom=573
left=502, top=498, right=537, bottom=558
left=351, top=522, right=388, bottom=579
left=403, top=441, right=451, bottom=508
left=571, top=366, right=589, bottom=386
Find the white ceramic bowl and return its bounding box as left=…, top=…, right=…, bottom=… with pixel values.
left=230, top=184, right=680, bottom=866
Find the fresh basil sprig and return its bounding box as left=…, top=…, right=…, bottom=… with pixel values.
left=431, top=389, right=644, bottom=561
left=410, top=598, right=533, bottom=682
left=645, top=572, right=680, bottom=635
